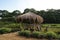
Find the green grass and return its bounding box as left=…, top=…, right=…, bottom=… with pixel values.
left=0, top=21, right=60, bottom=33
left=42, top=24, right=60, bottom=27
left=41, top=24, right=60, bottom=32
left=41, top=27, right=60, bottom=32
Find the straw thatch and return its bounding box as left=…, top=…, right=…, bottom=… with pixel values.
left=16, top=12, right=43, bottom=24
left=16, top=12, right=44, bottom=31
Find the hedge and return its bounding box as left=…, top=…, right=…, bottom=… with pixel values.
left=19, top=30, right=31, bottom=37
left=0, top=28, right=11, bottom=34
left=18, top=30, right=58, bottom=39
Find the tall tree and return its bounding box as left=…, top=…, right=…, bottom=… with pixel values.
left=30, top=8, right=37, bottom=13
left=23, top=8, right=30, bottom=14
left=0, top=10, right=2, bottom=17
left=12, top=10, right=21, bottom=16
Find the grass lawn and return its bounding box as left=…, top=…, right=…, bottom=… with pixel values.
left=0, top=21, right=60, bottom=33
left=41, top=24, right=60, bottom=32
left=42, top=24, right=60, bottom=27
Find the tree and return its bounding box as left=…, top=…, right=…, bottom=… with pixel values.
left=23, top=8, right=30, bottom=14
left=0, top=10, right=2, bottom=17
left=2, top=10, right=10, bottom=17
left=23, top=8, right=37, bottom=14
left=30, top=8, right=37, bottom=13
left=12, top=10, right=21, bottom=16
left=1, top=10, right=10, bottom=21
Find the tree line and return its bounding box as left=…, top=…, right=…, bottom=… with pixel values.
left=0, top=8, right=60, bottom=23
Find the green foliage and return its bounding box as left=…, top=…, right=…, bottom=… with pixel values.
left=5, top=23, right=20, bottom=28
left=32, top=31, right=40, bottom=38
left=51, top=24, right=57, bottom=27
left=0, top=28, right=11, bottom=34
left=0, top=9, right=60, bottom=23
left=45, top=31, right=57, bottom=38
left=19, top=31, right=24, bottom=36
left=18, top=30, right=58, bottom=39
left=57, top=35, right=60, bottom=39
left=0, top=23, right=20, bottom=32
left=32, top=31, right=45, bottom=38
left=41, top=24, right=60, bottom=32
left=0, top=22, right=24, bottom=32
left=23, top=8, right=30, bottom=14
left=19, top=30, right=31, bottom=37
left=12, top=10, right=21, bottom=16
left=11, top=28, right=20, bottom=32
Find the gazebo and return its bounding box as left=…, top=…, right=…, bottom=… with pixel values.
left=16, top=12, right=44, bottom=31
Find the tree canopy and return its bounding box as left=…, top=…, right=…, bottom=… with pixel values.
left=0, top=8, right=60, bottom=23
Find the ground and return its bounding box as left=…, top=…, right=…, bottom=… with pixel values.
left=0, top=23, right=60, bottom=40
left=0, top=32, right=58, bottom=40
left=0, top=32, right=47, bottom=40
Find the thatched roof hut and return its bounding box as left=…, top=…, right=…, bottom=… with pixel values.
left=16, top=12, right=44, bottom=31
left=16, top=12, right=43, bottom=24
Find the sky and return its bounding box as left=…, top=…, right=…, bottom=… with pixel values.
left=0, top=0, right=60, bottom=12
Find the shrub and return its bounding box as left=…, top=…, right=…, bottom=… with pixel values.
left=24, top=30, right=31, bottom=37
left=18, top=31, right=58, bottom=39
left=51, top=24, right=56, bottom=27
left=57, top=35, right=60, bottom=39
left=45, top=31, right=57, bottom=39
left=32, top=31, right=40, bottom=38
left=32, top=31, right=45, bottom=38
left=19, top=30, right=31, bottom=37
left=11, top=28, right=20, bottom=32
left=56, top=32, right=60, bottom=34
left=0, top=28, right=11, bottom=34
left=19, top=30, right=25, bottom=36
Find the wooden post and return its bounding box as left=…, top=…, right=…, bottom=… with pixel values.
left=33, top=24, right=35, bottom=31
left=37, top=24, right=42, bottom=31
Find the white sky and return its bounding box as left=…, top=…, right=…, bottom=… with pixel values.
left=25, top=0, right=60, bottom=10
left=0, top=0, right=60, bottom=12
left=18, top=0, right=60, bottom=12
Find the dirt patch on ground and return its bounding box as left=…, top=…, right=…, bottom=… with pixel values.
left=0, top=32, right=43, bottom=40
left=0, top=32, right=57, bottom=40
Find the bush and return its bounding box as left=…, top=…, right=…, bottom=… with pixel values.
left=32, top=31, right=45, bottom=38
left=19, top=30, right=31, bottom=37
left=45, top=31, right=57, bottom=39
left=18, top=31, right=58, bottom=39
left=57, top=35, right=60, bottom=39
left=0, top=28, right=11, bottom=34
left=11, top=28, right=20, bottom=32
left=32, top=31, right=40, bottom=38
left=51, top=24, right=56, bottom=26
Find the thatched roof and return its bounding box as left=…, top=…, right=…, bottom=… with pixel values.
left=16, top=12, right=43, bottom=24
